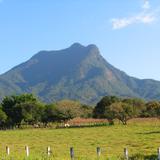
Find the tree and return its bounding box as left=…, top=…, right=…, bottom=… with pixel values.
left=1, top=95, right=20, bottom=127
left=42, top=104, right=58, bottom=124
left=19, top=102, right=44, bottom=125
left=42, top=102, right=93, bottom=124
left=56, top=100, right=82, bottom=121
left=93, top=96, right=120, bottom=118
left=0, top=106, right=7, bottom=127
left=105, top=102, right=136, bottom=125
left=80, top=104, right=93, bottom=118
left=144, top=101, right=160, bottom=117
left=122, top=98, right=145, bottom=117
left=1, top=94, right=40, bottom=127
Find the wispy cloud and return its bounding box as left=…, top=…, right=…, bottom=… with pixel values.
left=142, top=0, right=150, bottom=10
left=111, top=0, right=158, bottom=30
left=111, top=12, right=156, bottom=30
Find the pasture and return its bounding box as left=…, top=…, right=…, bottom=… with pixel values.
left=0, top=118, right=160, bottom=160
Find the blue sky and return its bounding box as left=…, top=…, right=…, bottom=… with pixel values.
left=0, top=0, right=160, bottom=80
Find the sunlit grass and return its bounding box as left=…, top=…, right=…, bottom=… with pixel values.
left=0, top=118, right=159, bottom=159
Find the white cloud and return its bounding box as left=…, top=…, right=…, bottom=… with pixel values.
left=142, top=0, right=150, bottom=10
left=111, top=0, right=158, bottom=30
left=111, top=12, right=156, bottom=30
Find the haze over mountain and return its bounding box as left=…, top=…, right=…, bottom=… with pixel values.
left=0, top=43, right=160, bottom=104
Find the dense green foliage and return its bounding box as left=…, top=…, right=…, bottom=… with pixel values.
left=1, top=94, right=41, bottom=127
left=0, top=93, right=160, bottom=128
left=93, top=96, right=160, bottom=125
left=0, top=94, right=93, bottom=128
left=1, top=43, right=160, bottom=105
left=144, top=101, right=160, bottom=117
left=93, top=96, right=120, bottom=118
left=0, top=105, right=7, bottom=127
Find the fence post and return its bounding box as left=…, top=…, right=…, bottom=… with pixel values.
left=97, top=147, right=101, bottom=157
left=124, top=148, right=128, bottom=160
left=47, top=146, right=51, bottom=156
left=70, top=147, right=74, bottom=160
left=6, top=146, right=10, bottom=155
left=158, top=147, right=160, bottom=160
left=25, top=146, right=29, bottom=157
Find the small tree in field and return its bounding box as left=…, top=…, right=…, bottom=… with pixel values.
left=56, top=100, right=82, bottom=122
left=93, top=96, right=120, bottom=119
left=122, top=98, right=145, bottom=117
left=105, top=102, right=135, bottom=125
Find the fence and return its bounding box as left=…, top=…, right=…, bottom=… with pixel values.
left=2, top=146, right=160, bottom=159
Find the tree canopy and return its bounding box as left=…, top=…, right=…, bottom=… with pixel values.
left=0, top=94, right=160, bottom=128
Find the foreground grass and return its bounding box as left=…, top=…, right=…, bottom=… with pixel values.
left=0, top=118, right=160, bottom=159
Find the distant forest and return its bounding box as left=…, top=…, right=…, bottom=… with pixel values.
left=0, top=94, right=160, bottom=129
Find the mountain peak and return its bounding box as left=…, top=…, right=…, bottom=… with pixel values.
left=31, top=43, right=100, bottom=62
left=70, top=43, right=99, bottom=51
left=1, top=43, right=160, bottom=104
left=70, top=43, right=84, bottom=49
left=87, top=44, right=98, bottom=49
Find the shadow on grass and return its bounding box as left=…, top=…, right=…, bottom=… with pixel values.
left=127, top=154, right=158, bottom=160
left=137, top=131, right=160, bottom=135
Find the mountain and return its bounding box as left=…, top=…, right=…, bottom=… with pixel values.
left=0, top=43, right=160, bottom=104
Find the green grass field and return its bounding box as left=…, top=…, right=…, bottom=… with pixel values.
left=0, top=118, right=160, bottom=160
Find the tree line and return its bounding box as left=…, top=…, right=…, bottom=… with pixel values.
left=0, top=94, right=160, bottom=128
left=93, top=96, right=160, bottom=125
left=0, top=94, right=92, bottom=128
